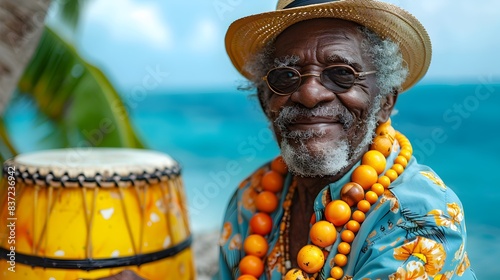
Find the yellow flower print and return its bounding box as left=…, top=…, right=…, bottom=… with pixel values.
left=389, top=261, right=428, bottom=280
left=218, top=222, right=232, bottom=246
left=393, top=237, right=446, bottom=276
left=456, top=252, right=471, bottom=276
left=454, top=243, right=465, bottom=261
left=428, top=203, right=463, bottom=231
left=420, top=171, right=446, bottom=189
left=434, top=270, right=454, bottom=280
left=376, top=189, right=400, bottom=213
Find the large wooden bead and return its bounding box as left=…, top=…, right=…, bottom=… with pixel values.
left=340, top=182, right=365, bottom=207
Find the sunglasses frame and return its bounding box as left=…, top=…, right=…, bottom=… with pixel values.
left=262, top=64, right=377, bottom=96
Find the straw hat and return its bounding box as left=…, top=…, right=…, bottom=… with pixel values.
left=225, top=0, right=432, bottom=93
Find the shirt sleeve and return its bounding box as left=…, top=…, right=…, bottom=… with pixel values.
left=217, top=190, right=243, bottom=279
left=350, top=168, right=476, bottom=279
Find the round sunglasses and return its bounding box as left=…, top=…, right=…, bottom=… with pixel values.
left=262, top=64, right=377, bottom=96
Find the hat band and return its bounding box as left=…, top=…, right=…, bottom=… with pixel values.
left=284, top=0, right=337, bottom=9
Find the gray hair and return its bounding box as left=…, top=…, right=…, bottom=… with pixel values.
left=242, top=27, right=408, bottom=112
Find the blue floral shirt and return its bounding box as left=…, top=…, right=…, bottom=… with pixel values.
left=217, top=144, right=476, bottom=279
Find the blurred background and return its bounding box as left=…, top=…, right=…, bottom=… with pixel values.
left=2, top=0, right=499, bottom=278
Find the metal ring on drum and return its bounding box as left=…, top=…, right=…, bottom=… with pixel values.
left=0, top=148, right=195, bottom=280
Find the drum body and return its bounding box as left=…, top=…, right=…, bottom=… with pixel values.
left=0, top=148, right=194, bottom=280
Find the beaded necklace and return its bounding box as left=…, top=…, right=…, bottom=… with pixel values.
left=237, top=121, right=413, bottom=280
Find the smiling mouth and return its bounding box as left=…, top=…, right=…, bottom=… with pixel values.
left=287, top=117, right=342, bottom=130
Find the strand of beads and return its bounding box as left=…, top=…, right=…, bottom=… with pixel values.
left=283, top=121, right=413, bottom=280
left=238, top=156, right=288, bottom=280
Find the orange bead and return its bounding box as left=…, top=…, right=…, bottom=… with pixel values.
left=297, top=245, right=325, bottom=274
left=377, top=176, right=391, bottom=188
left=334, top=253, right=348, bottom=267
left=399, top=149, right=412, bottom=161
left=392, top=163, right=404, bottom=175
left=370, top=183, right=385, bottom=196
left=351, top=165, right=378, bottom=190
left=243, top=234, right=269, bottom=258
left=325, top=200, right=352, bottom=226
left=249, top=213, right=272, bottom=235
left=340, top=230, right=355, bottom=243
left=238, top=275, right=258, bottom=280
left=346, top=220, right=360, bottom=233
left=284, top=268, right=309, bottom=280
left=357, top=200, right=371, bottom=213
left=271, top=156, right=288, bottom=175
left=394, top=156, right=408, bottom=168
left=255, top=191, right=279, bottom=213
left=352, top=210, right=365, bottom=223
left=385, top=169, right=398, bottom=182
left=330, top=266, right=344, bottom=279
left=239, top=255, right=264, bottom=277
left=337, top=242, right=351, bottom=255
left=261, top=170, right=284, bottom=193
left=365, top=191, right=379, bottom=204
left=340, top=182, right=365, bottom=207
left=371, top=135, right=393, bottom=157
left=362, top=150, right=387, bottom=175
left=310, top=221, right=337, bottom=248
left=375, top=122, right=396, bottom=138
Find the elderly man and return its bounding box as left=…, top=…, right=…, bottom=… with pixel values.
left=218, top=0, right=476, bottom=279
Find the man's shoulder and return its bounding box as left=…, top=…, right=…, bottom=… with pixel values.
left=388, top=157, right=464, bottom=212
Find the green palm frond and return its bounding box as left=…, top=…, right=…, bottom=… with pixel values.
left=57, top=0, right=84, bottom=30
left=16, top=26, right=144, bottom=149
left=0, top=118, right=16, bottom=163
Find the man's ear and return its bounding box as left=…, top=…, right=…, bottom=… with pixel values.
left=377, top=89, right=399, bottom=123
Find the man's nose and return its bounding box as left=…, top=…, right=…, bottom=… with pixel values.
left=290, top=75, right=335, bottom=108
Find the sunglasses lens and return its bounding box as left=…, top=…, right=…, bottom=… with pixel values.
left=267, top=68, right=300, bottom=94
left=322, top=66, right=356, bottom=92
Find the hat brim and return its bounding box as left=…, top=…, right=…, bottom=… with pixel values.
left=225, top=0, right=431, bottom=93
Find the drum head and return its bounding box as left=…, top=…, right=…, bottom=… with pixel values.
left=5, top=148, right=180, bottom=187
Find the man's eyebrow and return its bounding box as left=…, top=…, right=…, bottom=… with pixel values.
left=326, top=54, right=363, bottom=70
left=273, top=55, right=300, bottom=67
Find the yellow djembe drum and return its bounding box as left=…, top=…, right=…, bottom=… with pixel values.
left=0, top=148, right=195, bottom=279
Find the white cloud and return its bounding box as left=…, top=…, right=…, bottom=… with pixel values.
left=188, top=19, right=220, bottom=52
left=84, top=0, right=172, bottom=50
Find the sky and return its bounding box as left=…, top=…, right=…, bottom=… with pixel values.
left=51, top=0, right=500, bottom=93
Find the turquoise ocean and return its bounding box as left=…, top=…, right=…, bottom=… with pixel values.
left=5, top=83, right=500, bottom=279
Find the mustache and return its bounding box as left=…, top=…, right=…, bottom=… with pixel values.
left=274, top=105, right=354, bottom=137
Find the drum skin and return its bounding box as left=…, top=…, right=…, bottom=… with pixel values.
left=0, top=149, right=195, bottom=280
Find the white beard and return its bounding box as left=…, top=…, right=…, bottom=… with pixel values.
left=277, top=105, right=379, bottom=177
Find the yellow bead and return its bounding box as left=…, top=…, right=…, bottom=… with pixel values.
left=310, top=221, right=337, bottom=248
left=341, top=229, right=355, bottom=243
left=394, top=156, right=408, bottom=168
left=365, top=191, right=378, bottom=204
left=378, top=175, right=391, bottom=188
left=325, top=200, right=352, bottom=226
left=362, top=150, right=387, bottom=175
left=399, top=149, right=412, bottom=161
left=357, top=200, right=371, bottom=213
left=334, top=253, right=348, bottom=267
left=352, top=210, right=365, bottom=223
left=346, top=220, right=360, bottom=233
left=371, top=183, right=385, bottom=196
left=297, top=245, right=324, bottom=274
left=285, top=268, right=309, bottom=280
left=337, top=242, right=351, bottom=255
left=392, top=163, right=404, bottom=175
left=385, top=169, right=398, bottom=182
left=330, top=266, right=344, bottom=279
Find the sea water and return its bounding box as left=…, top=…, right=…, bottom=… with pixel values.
left=5, top=83, right=500, bottom=278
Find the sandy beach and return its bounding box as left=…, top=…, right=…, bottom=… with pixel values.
left=193, top=231, right=220, bottom=279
